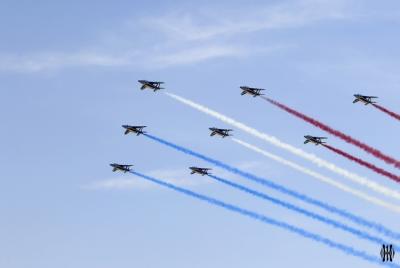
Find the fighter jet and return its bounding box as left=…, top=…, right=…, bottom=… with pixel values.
left=240, top=86, right=265, bottom=97
left=138, top=80, right=164, bottom=92
left=122, top=125, right=146, bottom=136
left=304, top=135, right=327, bottom=145
left=110, top=163, right=133, bottom=173
left=209, top=127, right=233, bottom=138
left=189, top=167, right=212, bottom=176
left=353, top=94, right=378, bottom=105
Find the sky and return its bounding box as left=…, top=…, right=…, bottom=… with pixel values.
left=1, top=0, right=400, bottom=267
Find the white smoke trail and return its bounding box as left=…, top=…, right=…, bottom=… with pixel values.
left=232, top=138, right=400, bottom=212
left=165, top=92, right=400, bottom=202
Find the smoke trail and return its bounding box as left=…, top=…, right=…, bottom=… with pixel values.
left=323, top=144, right=400, bottom=184
left=208, top=174, right=397, bottom=249
left=262, top=96, right=400, bottom=169
left=164, top=92, right=400, bottom=201
left=143, top=133, right=400, bottom=241
left=231, top=138, right=400, bottom=212
left=130, top=171, right=398, bottom=268
left=373, top=104, right=400, bottom=121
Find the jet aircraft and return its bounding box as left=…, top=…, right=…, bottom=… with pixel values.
left=189, top=167, right=212, bottom=176
left=304, top=135, right=327, bottom=145
left=209, top=127, right=233, bottom=138
left=240, top=86, right=265, bottom=97
left=353, top=94, right=378, bottom=105
left=110, top=163, right=133, bottom=173
left=122, top=125, right=146, bottom=136
left=138, top=80, right=164, bottom=92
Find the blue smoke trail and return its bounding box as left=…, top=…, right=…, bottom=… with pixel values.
left=130, top=170, right=398, bottom=268
left=208, top=174, right=398, bottom=250
left=144, top=133, right=400, bottom=241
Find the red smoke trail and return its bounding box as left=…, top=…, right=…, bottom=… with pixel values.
left=373, top=104, right=400, bottom=121
left=323, top=144, right=400, bottom=184
left=262, top=97, right=400, bottom=169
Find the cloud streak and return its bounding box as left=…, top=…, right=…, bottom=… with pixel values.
left=86, top=161, right=271, bottom=190
left=0, top=0, right=352, bottom=73
left=85, top=167, right=210, bottom=190
left=144, top=0, right=349, bottom=41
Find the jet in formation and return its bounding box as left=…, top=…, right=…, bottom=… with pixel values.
left=122, top=125, right=146, bottom=136
left=209, top=127, right=233, bottom=138
left=353, top=94, right=378, bottom=105
left=189, top=167, right=212, bottom=176
left=110, top=163, right=133, bottom=173
left=240, top=86, right=265, bottom=97
left=138, top=80, right=164, bottom=92
left=304, top=135, right=327, bottom=145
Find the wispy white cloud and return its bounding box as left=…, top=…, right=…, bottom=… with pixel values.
left=84, top=161, right=273, bottom=191
left=85, top=167, right=210, bottom=191
left=0, top=52, right=133, bottom=72
left=0, top=0, right=353, bottom=73
left=144, top=0, right=350, bottom=42
left=151, top=45, right=244, bottom=67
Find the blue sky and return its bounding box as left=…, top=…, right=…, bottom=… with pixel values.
left=1, top=0, right=400, bottom=267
